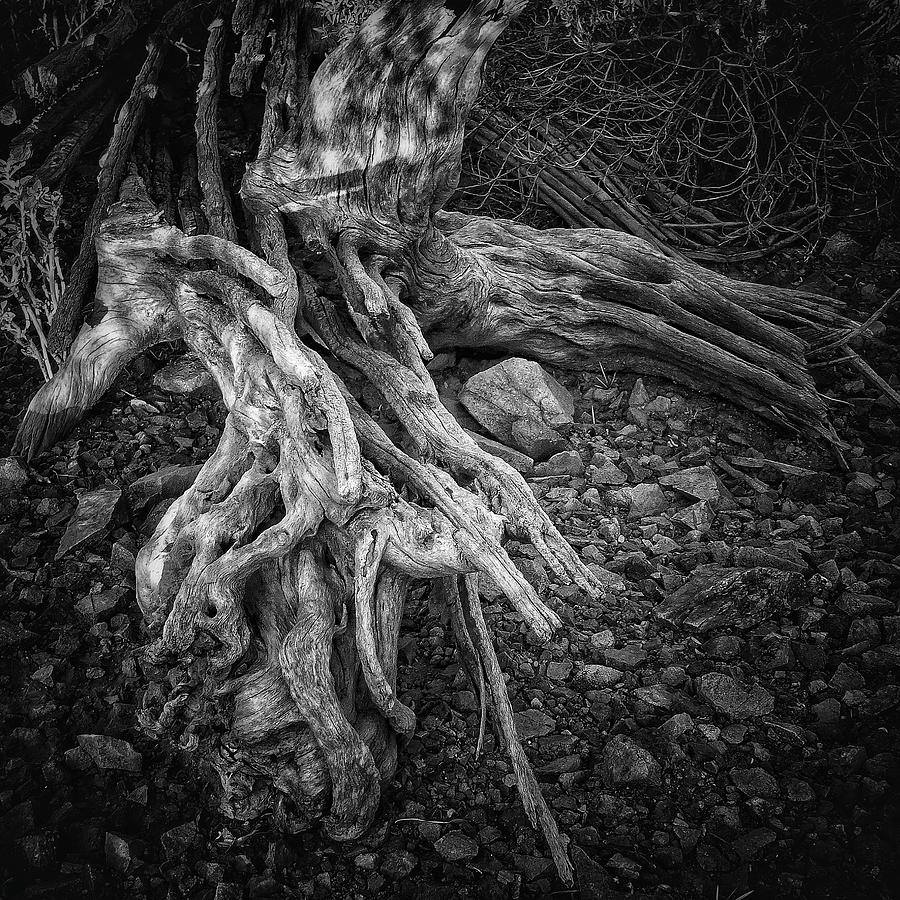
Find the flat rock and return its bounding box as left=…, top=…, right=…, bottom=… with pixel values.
left=75, top=589, right=123, bottom=622
left=56, top=486, right=123, bottom=559
left=129, top=463, right=203, bottom=509
left=671, top=500, right=716, bottom=532
left=697, top=673, right=774, bottom=719
left=0, top=457, right=28, bottom=496
left=599, top=646, right=647, bottom=670
left=538, top=754, right=582, bottom=774
left=626, top=483, right=668, bottom=520
left=459, top=358, right=573, bottom=460
left=731, top=767, right=780, bottom=798
left=732, top=545, right=806, bottom=573
left=534, top=450, right=584, bottom=477
left=591, top=458, right=628, bottom=485
left=835, top=593, right=894, bottom=617
left=599, top=735, right=662, bottom=788
left=659, top=465, right=720, bottom=501
left=434, top=831, right=479, bottom=862
left=655, top=565, right=804, bottom=633
left=153, top=353, right=218, bottom=398
left=514, top=708, right=556, bottom=740
left=575, top=664, right=623, bottom=689
left=76, top=734, right=142, bottom=772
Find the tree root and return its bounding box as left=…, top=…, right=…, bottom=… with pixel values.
left=27, top=163, right=583, bottom=873
left=12, top=0, right=881, bottom=886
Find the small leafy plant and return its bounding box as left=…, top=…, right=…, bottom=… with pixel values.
left=0, top=158, right=64, bottom=381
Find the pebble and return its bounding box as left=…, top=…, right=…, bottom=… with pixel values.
left=434, top=831, right=479, bottom=862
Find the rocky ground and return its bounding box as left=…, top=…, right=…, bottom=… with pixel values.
left=1, top=236, right=899, bottom=900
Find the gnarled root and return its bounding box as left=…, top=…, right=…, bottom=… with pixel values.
left=13, top=0, right=873, bottom=886
left=45, top=169, right=584, bottom=875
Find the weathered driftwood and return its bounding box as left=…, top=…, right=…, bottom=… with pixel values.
left=15, top=0, right=869, bottom=885
left=409, top=212, right=851, bottom=442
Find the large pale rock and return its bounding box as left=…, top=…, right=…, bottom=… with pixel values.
left=56, top=486, right=122, bottom=559
left=459, top=358, right=573, bottom=460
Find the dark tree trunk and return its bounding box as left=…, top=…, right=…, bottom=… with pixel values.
left=11, top=0, right=864, bottom=884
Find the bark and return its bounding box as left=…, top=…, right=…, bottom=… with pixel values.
left=229, top=0, right=273, bottom=96
left=14, top=0, right=869, bottom=885
left=196, top=13, right=238, bottom=242
left=8, top=70, right=114, bottom=172
left=31, top=89, right=122, bottom=187
left=177, top=151, right=207, bottom=236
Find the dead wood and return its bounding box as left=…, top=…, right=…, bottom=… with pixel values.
left=14, top=0, right=882, bottom=885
